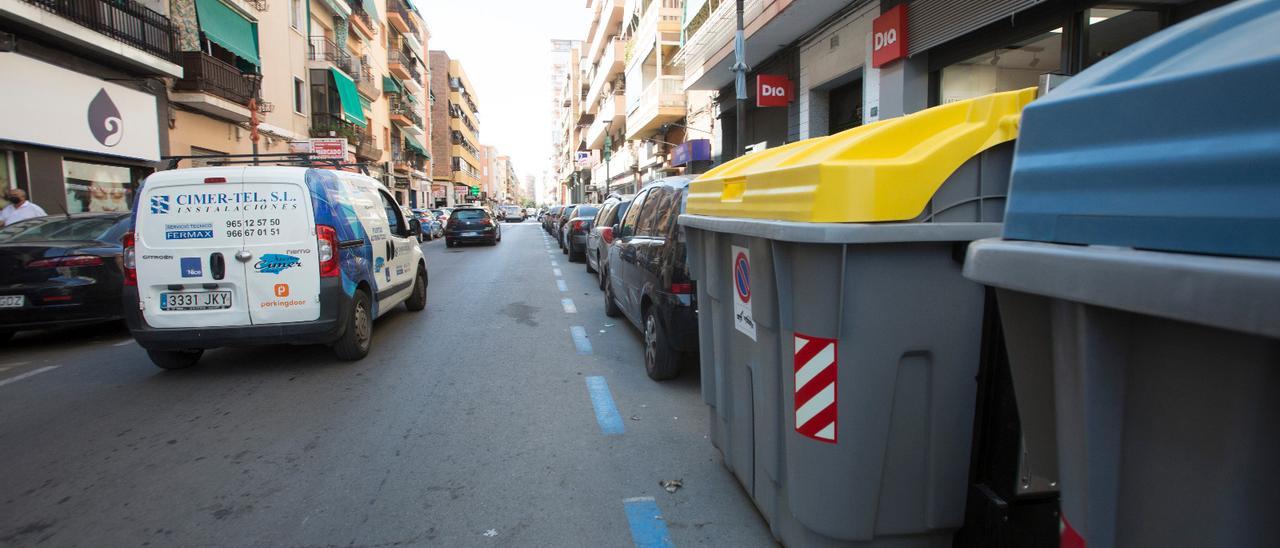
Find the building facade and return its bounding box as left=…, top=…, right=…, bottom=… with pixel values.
left=428, top=50, right=480, bottom=206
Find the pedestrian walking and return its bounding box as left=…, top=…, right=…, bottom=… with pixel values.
left=0, top=188, right=47, bottom=227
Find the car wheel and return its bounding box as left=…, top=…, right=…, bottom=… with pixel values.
left=585, top=251, right=596, bottom=273
left=597, top=260, right=607, bottom=290
left=570, top=244, right=584, bottom=263
left=405, top=267, right=427, bottom=312
left=147, top=349, right=203, bottom=370
left=333, top=289, right=372, bottom=361
left=643, top=309, right=681, bottom=381
left=445, top=239, right=454, bottom=248
left=604, top=276, right=622, bottom=318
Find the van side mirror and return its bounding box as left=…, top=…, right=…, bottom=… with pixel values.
left=408, top=218, right=421, bottom=237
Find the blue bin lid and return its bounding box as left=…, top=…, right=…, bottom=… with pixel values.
left=1003, top=0, right=1280, bottom=259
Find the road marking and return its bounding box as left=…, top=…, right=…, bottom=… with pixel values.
left=557, top=280, right=568, bottom=292
left=570, top=326, right=592, bottom=354
left=112, top=339, right=134, bottom=347
left=623, top=497, right=674, bottom=548
left=562, top=298, right=577, bottom=314
left=551, top=260, right=559, bottom=266
left=0, top=365, right=60, bottom=388
left=0, top=361, right=31, bottom=368
left=553, top=268, right=562, bottom=277
left=585, top=376, right=623, bottom=435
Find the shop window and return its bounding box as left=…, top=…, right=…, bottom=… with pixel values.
left=828, top=78, right=863, bottom=134
left=1087, top=8, right=1161, bottom=68
left=62, top=160, right=133, bottom=213
left=939, top=31, right=1062, bottom=104
left=0, top=151, right=13, bottom=196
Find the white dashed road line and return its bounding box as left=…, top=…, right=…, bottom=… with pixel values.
left=553, top=268, right=562, bottom=277
left=562, top=298, right=577, bottom=314
left=0, top=366, right=61, bottom=388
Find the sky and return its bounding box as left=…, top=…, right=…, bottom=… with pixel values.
left=422, top=0, right=589, bottom=184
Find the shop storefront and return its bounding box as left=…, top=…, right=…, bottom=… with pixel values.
left=0, top=51, right=165, bottom=213
left=715, top=45, right=800, bottom=161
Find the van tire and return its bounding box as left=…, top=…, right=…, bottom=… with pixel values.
left=333, top=290, right=373, bottom=361
left=644, top=309, right=680, bottom=381
left=405, top=267, right=427, bottom=312
left=148, top=349, right=203, bottom=370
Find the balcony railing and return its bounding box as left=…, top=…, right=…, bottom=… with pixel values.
left=352, top=128, right=380, bottom=160
left=21, top=0, right=178, bottom=61
left=310, top=112, right=359, bottom=142
left=353, top=57, right=379, bottom=98
left=309, top=36, right=352, bottom=73
left=173, top=51, right=254, bottom=105
left=388, top=96, right=423, bottom=128
left=386, top=0, right=418, bottom=36
left=388, top=50, right=421, bottom=82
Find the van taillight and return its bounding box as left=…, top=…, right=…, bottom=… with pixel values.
left=317, top=225, right=339, bottom=278
left=122, top=231, right=136, bottom=286
left=670, top=282, right=694, bottom=295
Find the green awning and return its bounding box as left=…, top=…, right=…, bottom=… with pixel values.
left=403, top=134, right=427, bottom=157
left=330, top=68, right=367, bottom=127
left=361, top=0, right=380, bottom=20
left=195, top=0, right=260, bottom=67
left=382, top=76, right=402, bottom=95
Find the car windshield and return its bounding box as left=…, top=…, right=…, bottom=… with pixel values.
left=575, top=206, right=599, bottom=217
left=453, top=209, right=487, bottom=220
left=0, top=216, right=124, bottom=242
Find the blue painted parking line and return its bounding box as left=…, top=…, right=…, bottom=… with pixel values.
left=562, top=298, right=577, bottom=313
left=585, top=376, right=623, bottom=435
left=623, top=497, right=674, bottom=548
left=553, top=268, right=563, bottom=277
left=570, top=326, right=592, bottom=354
left=557, top=279, right=568, bottom=292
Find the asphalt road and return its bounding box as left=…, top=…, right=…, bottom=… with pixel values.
left=0, top=221, right=776, bottom=547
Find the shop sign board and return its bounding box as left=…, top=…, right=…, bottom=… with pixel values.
left=310, top=138, right=347, bottom=160
left=672, top=139, right=712, bottom=167
left=872, top=5, right=907, bottom=68
left=756, top=74, right=793, bottom=107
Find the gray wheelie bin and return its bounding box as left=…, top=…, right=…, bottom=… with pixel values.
left=964, top=2, right=1280, bottom=547
left=681, top=88, right=1037, bottom=547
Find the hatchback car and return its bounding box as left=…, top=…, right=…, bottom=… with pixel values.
left=585, top=196, right=633, bottom=286
left=604, top=177, right=698, bottom=380
left=0, top=213, right=132, bottom=341
left=561, top=205, right=598, bottom=262
left=543, top=205, right=563, bottom=235
left=445, top=207, right=501, bottom=247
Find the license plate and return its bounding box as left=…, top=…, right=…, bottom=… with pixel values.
left=463, top=231, right=480, bottom=236
left=0, top=295, right=24, bottom=309
left=160, top=291, right=232, bottom=311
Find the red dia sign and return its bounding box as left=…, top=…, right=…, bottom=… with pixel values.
left=871, top=4, right=907, bottom=68
left=756, top=74, right=792, bottom=107
left=794, top=333, right=837, bottom=443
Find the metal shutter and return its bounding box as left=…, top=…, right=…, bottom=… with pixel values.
left=907, top=0, right=1045, bottom=56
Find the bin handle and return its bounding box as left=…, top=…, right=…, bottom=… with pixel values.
left=720, top=177, right=746, bottom=203
left=919, top=194, right=1006, bottom=223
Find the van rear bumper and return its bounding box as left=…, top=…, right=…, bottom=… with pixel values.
left=123, top=279, right=352, bottom=351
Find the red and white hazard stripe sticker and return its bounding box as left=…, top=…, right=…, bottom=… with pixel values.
left=1060, top=513, right=1085, bottom=548
left=794, top=333, right=837, bottom=443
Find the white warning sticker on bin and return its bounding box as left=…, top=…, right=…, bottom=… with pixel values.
left=731, top=245, right=756, bottom=341
left=795, top=333, right=837, bottom=444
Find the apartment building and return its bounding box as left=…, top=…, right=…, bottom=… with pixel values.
left=0, top=0, right=182, bottom=212
left=428, top=50, right=480, bottom=207
left=547, top=38, right=580, bottom=205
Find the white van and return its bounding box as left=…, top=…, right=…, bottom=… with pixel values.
left=123, top=167, right=427, bottom=369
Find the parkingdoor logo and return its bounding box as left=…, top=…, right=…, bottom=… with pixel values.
left=150, top=195, right=170, bottom=214
left=274, top=284, right=289, bottom=297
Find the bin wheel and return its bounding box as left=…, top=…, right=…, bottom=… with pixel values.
left=644, top=309, right=680, bottom=381
left=604, top=277, right=622, bottom=318
left=148, top=349, right=203, bottom=370
left=404, top=268, right=427, bottom=312
left=333, top=290, right=372, bottom=361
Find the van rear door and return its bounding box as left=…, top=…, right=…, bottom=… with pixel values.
left=136, top=168, right=252, bottom=328
left=240, top=171, right=319, bottom=324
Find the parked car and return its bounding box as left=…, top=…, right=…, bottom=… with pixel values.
left=604, top=177, right=697, bottom=381
left=543, top=205, right=564, bottom=234
left=0, top=213, right=132, bottom=342
left=585, top=195, right=633, bottom=286
left=126, top=167, right=428, bottom=369
left=561, top=205, right=599, bottom=262
left=412, top=209, right=443, bottom=241
left=500, top=205, right=525, bottom=222
left=526, top=207, right=538, bottom=218
left=445, top=207, right=501, bottom=247
left=557, top=204, right=580, bottom=251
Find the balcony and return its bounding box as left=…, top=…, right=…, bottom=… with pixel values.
left=385, top=0, right=416, bottom=36
left=585, top=38, right=624, bottom=115
left=388, top=50, right=420, bottom=83
left=8, top=0, right=181, bottom=76
left=352, top=128, right=381, bottom=161
left=585, top=91, right=625, bottom=149
left=585, top=0, right=624, bottom=64
left=346, top=0, right=375, bottom=39
left=171, top=52, right=255, bottom=122
left=309, top=36, right=352, bottom=74
left=626, top=76, right=684, bottom=139
left=388, top=96, right=424, bottom=134
left=393, top=150, right=426, bottom=173
left=352, top=57, right=379, bottom=99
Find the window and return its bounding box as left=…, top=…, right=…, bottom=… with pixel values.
left=636, top=188, right=669, bottom=237
left=379, top=190, right=404, bottom=235
left=939, top=30, right=1062, bottom=104
left=1087, top=8, right=1160, bottom=69
left=618, top=189, right=649, bottom=238
left=290, top=0, right=303, bottom=30
left=293, top=77, right=306, bottom=114
left=453, top=209, right=487, bottom=220
left=0, top=151, right=13, bottom=197
left=62, top=160, right=133, bottom=213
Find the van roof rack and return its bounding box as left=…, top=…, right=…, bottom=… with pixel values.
left=160, top=153, right=371, bottom=176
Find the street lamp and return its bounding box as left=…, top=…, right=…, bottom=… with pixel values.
left=245, top=72, right=264, bottom=165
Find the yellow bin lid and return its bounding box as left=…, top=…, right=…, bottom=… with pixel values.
left=687, top=87, right=1036, bottom=223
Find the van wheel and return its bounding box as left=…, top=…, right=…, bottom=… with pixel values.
left=643, top=309, right=680, bottom=381
left=148, top=349, right=203, bottom=370
left=604, top=277, right=622, bottom=318
left=405, top=267, right=427, bottom=312
left=333, top=290, right=372, bottom=361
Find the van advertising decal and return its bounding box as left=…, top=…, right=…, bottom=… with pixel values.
left=165, top=222, right=215, bottom=240
left=180, top=257, right=202, bottom=278
left=254, top=254, right=301, bottom=275
left=147, top=191, right=299, bottom=215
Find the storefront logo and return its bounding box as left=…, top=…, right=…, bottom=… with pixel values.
left=180, top=257, right=202, bottom=278
left=150, top=195, right=170, bottom=214
left=872, top=5, right=908, bottom=68
left=756, top=75, right=792, bottom=108
left=254, top=253, right=301, bottom=274
left=87, top=88, right=123, bottom=147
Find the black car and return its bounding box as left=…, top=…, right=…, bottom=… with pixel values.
left=585, top=196, right=632, bottom=285
left=0, top=213, right=132, bottom=340
left=604, top=177, right=698, bottom=380
left=444, top=207, right=502, bottom=247
left=562, top=205, right=599, bottom=262
left=543, top=205, right=563, bottom=235
left=556, top=204, right=580, bottom=250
